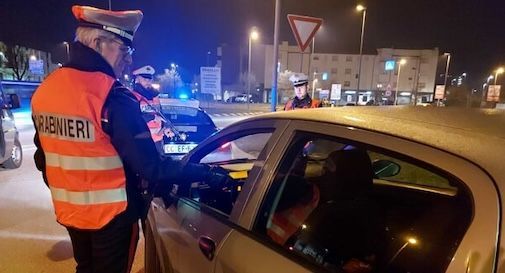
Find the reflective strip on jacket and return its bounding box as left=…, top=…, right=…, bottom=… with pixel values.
left=267, top=184, right=320, bottom=245
left=31, top=68, right=127, bottom=230
left=284, top=98, right=321, bottom=111
left=131, top=91, right=164, bottom=143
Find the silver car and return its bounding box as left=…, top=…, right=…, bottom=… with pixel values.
left=145, top=107, right=504, bottom=273
left=0, top=86, right=22, bottom=169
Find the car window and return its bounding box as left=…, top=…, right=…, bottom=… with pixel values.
left=368, top=151, right=456, bottom=191
left=254, top=132, right=472, bottom=273
left=186, top=131, right=273, bottom=216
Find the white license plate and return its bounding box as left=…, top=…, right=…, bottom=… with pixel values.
left=164, top=144, right=198, bottom=154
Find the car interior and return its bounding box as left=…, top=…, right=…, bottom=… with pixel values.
left=254, top=136, right=473, bottom=273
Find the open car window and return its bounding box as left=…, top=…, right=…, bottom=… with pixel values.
left=185, top=131, right=273, bottom=216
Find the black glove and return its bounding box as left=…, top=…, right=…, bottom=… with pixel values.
left=203, top=166, right=235, bottom=190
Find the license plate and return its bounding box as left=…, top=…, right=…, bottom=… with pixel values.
left=164, top=144, right=198, bottom=154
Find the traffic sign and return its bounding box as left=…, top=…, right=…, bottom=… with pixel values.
left=435, top=85, right=445, bottom=100
left=287, top=14, right=323, bottom=52
left=487, top=85, right=501, bottom=102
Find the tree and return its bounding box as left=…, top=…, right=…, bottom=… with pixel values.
left=239, top=71, right=257, bottom=92
left=277, top=70, right=295, bottom=91
left=277, top=70, right=296, bottom=101
left=156, top=68, right=183, bottom=96
left=0, top=42, right=7, bottom=68
left=5, top=45, right=29, bottom=81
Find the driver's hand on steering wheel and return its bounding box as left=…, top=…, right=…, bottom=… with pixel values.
left=203, top=166, right=235, bottom=190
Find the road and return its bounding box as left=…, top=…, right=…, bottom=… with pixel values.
left=0, top=105, right=257, bottom=273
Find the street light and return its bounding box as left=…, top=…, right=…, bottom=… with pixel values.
left=389, top=237, right=418, bottom=265
left=394, top=59, right=407, bottom=105
left=63, top=41, right=70, bottom=62
left=206, top=51, right=211, bottom=66
left=495, top=67, right=504, bottom=86
left=247, top=28, right=259, bottom=110
left=30, top=55, right=37, bottom=61
left=312, top=72, right=318, bottom=98
left=355, top=4, right=367, bottom=103
left=312, top=78, right=318, bottom=98
left=440, top=53, right=451, bottom=106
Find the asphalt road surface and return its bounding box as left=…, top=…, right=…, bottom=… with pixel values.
left=0, top=106, right=257, bottom=273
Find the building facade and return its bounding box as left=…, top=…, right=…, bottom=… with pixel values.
left=261, top=42, right=439, bottom=105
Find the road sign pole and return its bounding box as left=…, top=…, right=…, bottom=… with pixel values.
left=271, top=0, right=281, bottom=112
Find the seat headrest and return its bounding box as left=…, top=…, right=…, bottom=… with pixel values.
left=320, top=149, right=373, bottom=198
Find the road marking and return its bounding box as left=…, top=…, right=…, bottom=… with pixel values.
left=0, top=230, right=69, bottom=241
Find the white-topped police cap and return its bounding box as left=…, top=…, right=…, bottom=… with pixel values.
left=72, top=5, right=143, bottom=46
left=289, top=73, right=309, bottom=87
left=132, top=65, right=155, bottom=79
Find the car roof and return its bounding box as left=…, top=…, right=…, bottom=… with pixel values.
left=248, top=106, right=505, bottom=184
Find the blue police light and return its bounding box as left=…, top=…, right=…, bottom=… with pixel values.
left=179, top=93, right=189, bottom=100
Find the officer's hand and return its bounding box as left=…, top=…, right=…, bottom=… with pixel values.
left=164, top=128, right=175, bottom=138
left=203, top=166, right=235, bottom=190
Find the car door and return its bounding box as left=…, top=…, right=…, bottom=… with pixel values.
left=0, top=109, right=5, bottom=160
left=214, top=120, right=499, bottom=273
left=2, top=108, right=17, bottom=160
left=148, top=119, right=288, bottom=273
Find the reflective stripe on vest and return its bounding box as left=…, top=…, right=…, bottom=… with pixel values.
left=31, top=68, right=127, bottom=230
left=50, top=187, right=127, bottom=205
left=267, top=184, right=320, bottom=245
left=45, top=152, right=123, bottom=170
left=131, top=91, right=164, bottom=143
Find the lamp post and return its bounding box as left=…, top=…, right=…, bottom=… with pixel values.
left=312, top=78, right=318, bottom=98
left=394, top=59, right=407, bottom=105
left=171, top=63, right=178, bottom=96
left=270, top=0, right=281, bottom=112
left=247, top=28, right=259, bottom=110
left=495, top=67, right=504, bottom=86
left=356, top=4, right=367, bottom=103
left=63, top=42, right=70, bottom=62
left=440, top=53, right=451, bottom=106
left=389, top=237, right=418, bottom=265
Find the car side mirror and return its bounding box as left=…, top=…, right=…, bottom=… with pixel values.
left=373, top=159, right=401, bottom=178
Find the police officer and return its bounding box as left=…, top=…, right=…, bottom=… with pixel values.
left=284, top=73, right=322, bottom=110
left=31, top=6, right=219, bottom=273
left=131, top=65, right=173, bottom=154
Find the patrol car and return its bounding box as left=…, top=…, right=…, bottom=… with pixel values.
left=0, top=83, right=22, bottom=169
left=145, top=106, right=505, bottom=273
left=159, top=97, right=219, bottom=158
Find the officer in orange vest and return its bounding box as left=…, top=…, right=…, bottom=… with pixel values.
left=31, top=6, right=221, bottom=273
left=131, top=65, right=173, bottom=154
left=284, top=73, right=322, bottom=110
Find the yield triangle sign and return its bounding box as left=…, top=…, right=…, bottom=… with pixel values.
left=287, top=14, right=323, bottom=52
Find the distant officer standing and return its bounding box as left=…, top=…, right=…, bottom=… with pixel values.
left=31, top=6, right=214, bottom=273
left=284, top=73, right=322, bottom=110
left=131, top=65, right=173, bottom=154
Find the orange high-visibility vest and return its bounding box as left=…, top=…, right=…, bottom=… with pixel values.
left=131, top=91, right=164, bottom=143
left=31, top=68, right=127, bottom=230
left=284, top=99, right=321, bottom=111
left=267, top=184, right=320, bottom=245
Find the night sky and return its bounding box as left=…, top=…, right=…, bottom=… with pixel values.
left=1, top=0, right=504, bottom=87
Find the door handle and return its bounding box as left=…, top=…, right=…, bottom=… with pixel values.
left=198, top=236, right=216, bottom=260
